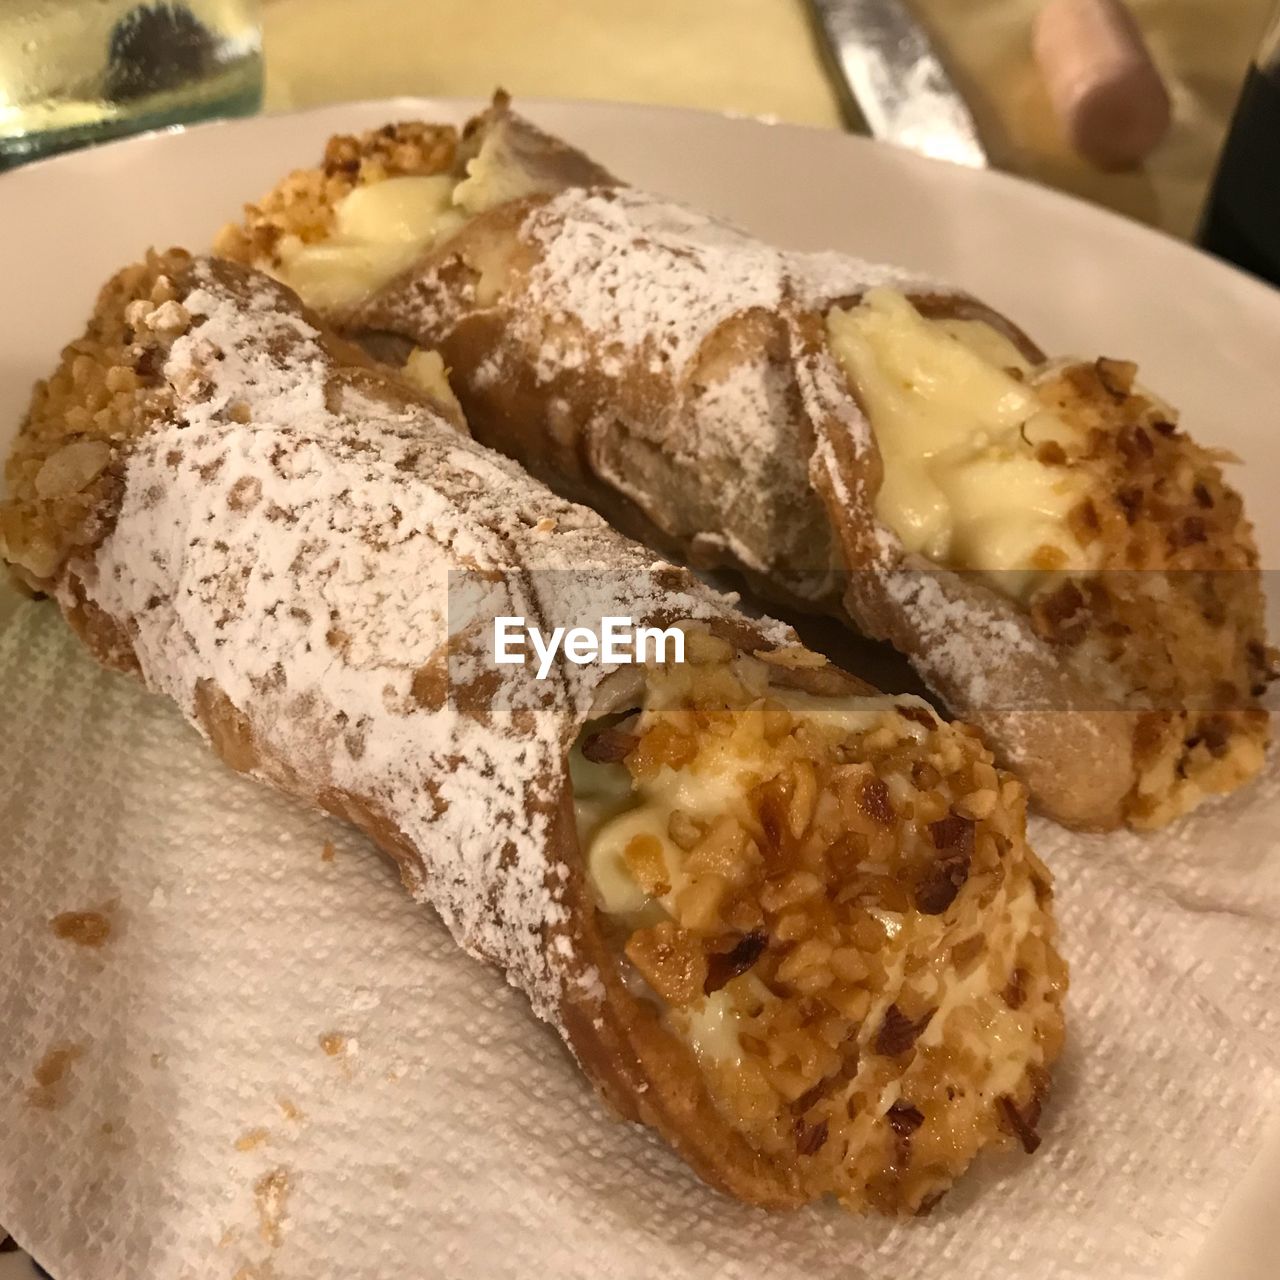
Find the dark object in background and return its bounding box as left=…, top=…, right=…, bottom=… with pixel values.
left=104, top=3, right=219, bottom=102
left=1198, top=14, right=1280, bottom=288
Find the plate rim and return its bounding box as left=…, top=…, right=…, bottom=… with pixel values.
left=2, top=93, right=1278, bottom=321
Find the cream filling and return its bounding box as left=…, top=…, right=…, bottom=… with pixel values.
left=573, top=691, right=932, bottom=1066
left=271, top=125, right=553, bottom=311
left=675, top=988, right=743, bottom=1064
left=827, top=288, right=1096, bottom=600
left=399, top=348, right=461, bottom=416
left=932, top=316, right=1033, bottom=374
left=273, top=175, right=464, bottom=311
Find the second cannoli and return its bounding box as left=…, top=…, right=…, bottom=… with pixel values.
left=215, top=99, right=1272, bottom=831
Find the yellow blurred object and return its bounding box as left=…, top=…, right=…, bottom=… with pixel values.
left=262, top=0, right=1274, bottom=238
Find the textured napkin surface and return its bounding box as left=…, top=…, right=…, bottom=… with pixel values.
left=1, top=587, right=1278, bottom=1280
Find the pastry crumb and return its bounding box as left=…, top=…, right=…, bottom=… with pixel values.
left=253, top=1168, right=291, bottom=1248
left=50, top=908, right=112, bottom=948
left=27, top=1043, right=84, bottom=1110
left=235, top=1128, right=270, bottom=1152
left=318, top=1032, right=347, bottom=1057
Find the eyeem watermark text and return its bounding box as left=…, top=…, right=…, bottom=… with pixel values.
left=494, top=616, right=685, bottom=679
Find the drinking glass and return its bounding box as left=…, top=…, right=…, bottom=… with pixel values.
left=0, top=0, right=262, bottom=169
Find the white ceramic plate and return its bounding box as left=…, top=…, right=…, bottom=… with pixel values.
left=0, top=99, right=1277, bottom=1279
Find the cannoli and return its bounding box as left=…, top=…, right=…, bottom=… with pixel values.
left=0, top=252, right=1066, bottom=1214
left=215, top=99, right=1272, bottom=831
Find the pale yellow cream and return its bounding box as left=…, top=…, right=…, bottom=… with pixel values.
left=272, top=125, right=554, bottom=311
left=452, top=128, right=552, bottom=215
left=827, top=288, right=1094, bottom=600
left=395, top=348, right=465, bottom=429
left=932, top=316, right=1033, bottom=374
left=400, top=347, right=452, bottom=403
left=274, top=175, right=462, bottom=311
left=674, top=989, right=744, bottom=1064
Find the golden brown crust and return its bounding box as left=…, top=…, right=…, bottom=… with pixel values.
left=1, top=254, right=182, bottom=589
left=1025, top=361, right=1272, bottom=826
left=1, top=249, right=460, bottom=594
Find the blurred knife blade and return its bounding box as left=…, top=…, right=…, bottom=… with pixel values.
left=807, top=0, right=988, bottom=168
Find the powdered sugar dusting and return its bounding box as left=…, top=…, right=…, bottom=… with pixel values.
left=168, top=284, right=327, bottom=430
left=507, top=190, right=1048, bottom=720
left=786, top=250, right=940, bottom=309
left=880, top=570, right=1039, bottom=709
left=357, top=175, right=1049, bottom=733
left=72, top=259, right=787, bottom=1025
left=362, top=187, right=931, bottom=604
left=523, top=189, right=786, bottom=372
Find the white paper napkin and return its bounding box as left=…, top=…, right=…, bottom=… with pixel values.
left=2, top=586, right=1277, bottom=1280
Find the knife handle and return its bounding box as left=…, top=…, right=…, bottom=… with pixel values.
left=1033, top=0, right=1171, bottom=171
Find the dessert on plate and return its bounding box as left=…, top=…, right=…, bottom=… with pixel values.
left=0, top=250, right=1065, bottom=1215
left=216, top=95, right=1273, bottom=830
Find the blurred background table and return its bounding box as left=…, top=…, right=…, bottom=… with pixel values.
left=260, top=0, right=1272, bottom=240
